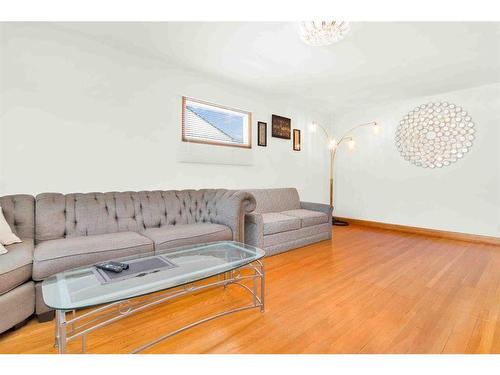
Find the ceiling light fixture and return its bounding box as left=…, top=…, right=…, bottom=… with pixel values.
left=298, top=21, right=350, bottom=46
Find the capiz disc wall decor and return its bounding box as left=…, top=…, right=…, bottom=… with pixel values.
left=395, top=102, right=475, bottom=168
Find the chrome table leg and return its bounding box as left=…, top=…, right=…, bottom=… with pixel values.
left=252, top=269, right=258, bottom=307
left=260, top=262, right=265, bottom=312
left=54, top=310, right=60, bottom=348
left=56, top=310, right=67, bottom=354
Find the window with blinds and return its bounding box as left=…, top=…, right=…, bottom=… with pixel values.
left=182, top=97, right=252, bottom=148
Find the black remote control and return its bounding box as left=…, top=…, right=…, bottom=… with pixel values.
left=109, top=261, right=129, bottom=270
left=96, top=262, right=123, bottom=273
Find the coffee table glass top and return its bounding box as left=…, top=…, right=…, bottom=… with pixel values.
left=42, top=241, right=265, bottom=310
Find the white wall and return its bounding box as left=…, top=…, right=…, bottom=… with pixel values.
left=0, top=24, right=330, bottom=203
left=332, top=83, right=500, bottom=237
left=2, top=23, right=498, bottom=238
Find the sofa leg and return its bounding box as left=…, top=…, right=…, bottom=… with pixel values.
left=0, top=317, right=31, bottom=335
left=37, top=311, right=55, bottom=323
left=13, top=318, right=30, bottom=330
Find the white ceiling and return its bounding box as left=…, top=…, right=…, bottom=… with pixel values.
left=57, top=22, right=500, bottom=113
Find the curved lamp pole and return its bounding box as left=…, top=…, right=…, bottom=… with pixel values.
left=310, top=121, right=380, bottom=226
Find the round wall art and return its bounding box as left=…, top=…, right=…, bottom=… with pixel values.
left=395, top=101, right=475, bottom=168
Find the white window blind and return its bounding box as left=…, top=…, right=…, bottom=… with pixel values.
left=182, top=97, right=252, bottom=148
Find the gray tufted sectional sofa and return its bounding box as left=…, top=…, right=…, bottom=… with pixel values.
left=0, top=189, right=256, bottom=332
left=244, top=188, right=332, bottom=256
left=0, top=195, right=35, bottom=334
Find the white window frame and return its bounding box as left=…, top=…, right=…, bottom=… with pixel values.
left=182, top=96, right=252, bottom=149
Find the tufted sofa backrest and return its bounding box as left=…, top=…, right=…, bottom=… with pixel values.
left=35, top=189, right=241, bottom=242
left=243, top=188, right=301, bottom=213
left=0, top=194, right=35, bottom=240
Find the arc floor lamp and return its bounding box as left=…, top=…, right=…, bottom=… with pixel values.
left=310, top=121, right=380, bottom=226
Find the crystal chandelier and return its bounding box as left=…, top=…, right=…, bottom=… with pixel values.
left=298, top=21, right=350, bottom=46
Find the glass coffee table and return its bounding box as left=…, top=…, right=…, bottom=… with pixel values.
left=42, top=241, right=265, bottom=354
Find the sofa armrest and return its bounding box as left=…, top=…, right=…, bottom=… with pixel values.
left=212, top=190, right=257, bottom=242
left=300, top=201, right=333, bottom=225
left=244, top=212, right=264, bottom=248
left=245, top=212, right=262, bottom=225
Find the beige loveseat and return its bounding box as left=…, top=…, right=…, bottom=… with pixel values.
left=244, top=188, right=332, bottom=256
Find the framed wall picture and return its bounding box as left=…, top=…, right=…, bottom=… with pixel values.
left=257, top=121, right=267, bottom=146
left=271, top=114, right=291, bottom=139
left=293, top=129, right=301, bottom=151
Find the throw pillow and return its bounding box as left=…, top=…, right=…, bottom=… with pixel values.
left=0, top=243, right=7, bottom=255
left=0, top=205, right=22, bottom=245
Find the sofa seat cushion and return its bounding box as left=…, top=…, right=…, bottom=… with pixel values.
left=142, top=223, right=232, bottom=252
left=261, top=213, right=301, bottom=235
left=282, top=209, right=330, bottom=228
left=0, top=240, right=33, bottom=295
left=33, top=232, right=153, bottom=280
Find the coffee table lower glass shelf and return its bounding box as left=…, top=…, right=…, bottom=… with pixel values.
left=42, top=241, right=265, bottom=354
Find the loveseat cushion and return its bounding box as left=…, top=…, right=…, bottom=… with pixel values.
left=261, top=213, right=301, bottom=235
left=142, top=223, right=232, bottom=252
left=32, top=232, right=153, bottom=280
left=0, top=240, right=33, bottom=295
left=282, top=209, right=330, bottom=228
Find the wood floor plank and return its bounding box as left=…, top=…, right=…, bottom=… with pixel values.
left=0, top=225, right=498, bottom=354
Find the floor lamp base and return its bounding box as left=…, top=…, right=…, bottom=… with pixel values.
left=332, top=217, right=349, bottom=226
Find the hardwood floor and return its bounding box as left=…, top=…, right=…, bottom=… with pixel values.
left=1, top=224, right=499, bottom=354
